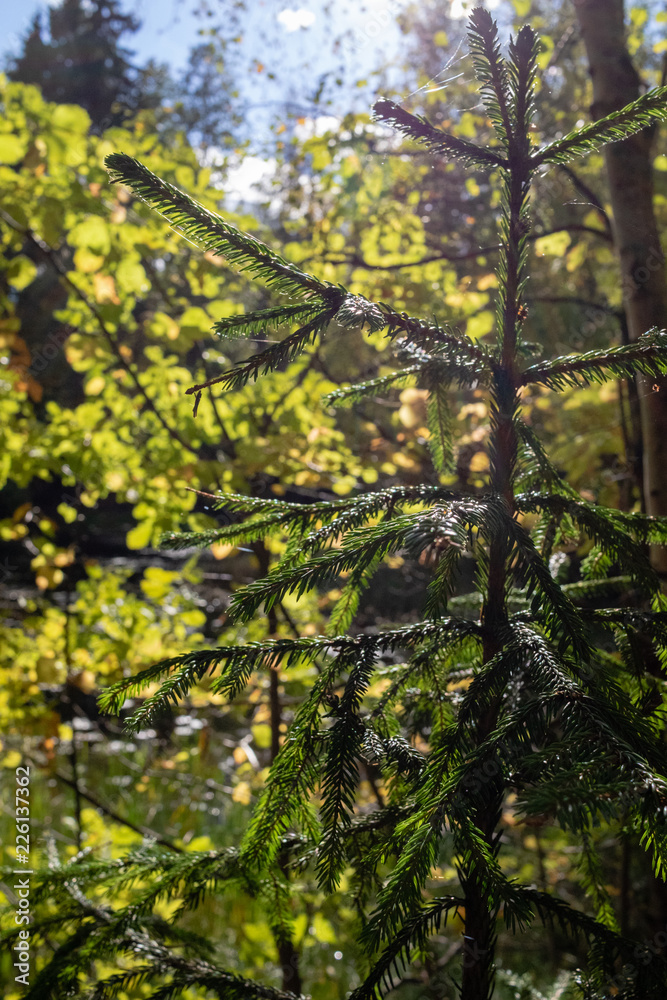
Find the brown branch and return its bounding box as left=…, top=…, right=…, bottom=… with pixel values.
left=557, top=163, right=613, bottom=236
left=319, top=223, right=611, bottom=275
left=261, top=359, right=311, bottom=433
left=527, top=294, right=621, bottom=315
left=321, top=246, right=502, bottom=270
left=532, top=223, right=612, bottom=243
left=24, top=755, right=182, bottom=852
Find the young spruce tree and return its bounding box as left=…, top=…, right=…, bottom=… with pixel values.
left=13, top=9, right=667, bottom=1000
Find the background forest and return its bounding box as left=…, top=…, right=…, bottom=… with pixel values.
left=1, top=1, right=667, bottom=997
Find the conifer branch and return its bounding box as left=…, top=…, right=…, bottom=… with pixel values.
left=335, top=294, right=387, bottom=332
left=323, top=367, right=421, bottom=407
left=516, top=492, right=666, bottom=592
left=100, top=620, right=481, bottom=729
left=225, top=498, right=506, bottom=625
left=494, top=513, right=591, bottom=656
left=373, top=99, right=508, bottom=168
left=508, top=26, right=540, bottom=141
left=160, top=514, right=285, bottom=552
left=516, top=421, right=579, bottom=497
left=425, top=382, right=454, bottom=474
left=326, top=546, right=385, bottom=636
left=213, top=301, right=329, bottom=340
left=467, top=7, right=513, bottom=147
left=316, top=647, right=376, bottom=890
left=349, top=896, right=464, bottom=999
left=105, top=152, right=337, bottom=300
left=186, top=306, right=339, bottom=394
left=519, top=329, right=667, bottom=389
left=561, top=575, right=634, bottom=602
left=379, top=302, right=492, bottom=365
left=533, top=86, right=667, bottom=167
left=161, top=485, right=469, bottom=558
left=325, top=341, right=491, bottom=416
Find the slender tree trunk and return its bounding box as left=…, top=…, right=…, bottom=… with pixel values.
left=460, top=117, right=530, bottom=994
left=574, top=0, right=667, bottom=575
left=576, top=0, right=667, bottom=935
left=255, top=540, right=302, bottom=997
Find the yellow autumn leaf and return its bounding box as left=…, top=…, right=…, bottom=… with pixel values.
left=534, top=231, right=571, bottom=257
left=93, top=273, right=120, bottom=304
left=398, top=387, right=428, bottom=428
left=1, top=751, right=23, bottom=769
left=53, top=548, right=75, bottom=567
left=35, top=566, right=64, bottom=590
left=69, top=670, right=96, bottom=694
left=105, top=472, right=125, bottom=491
left=252, top=723, right=272, bottom=749
left=232, top=781, right=252, bottom=805
left=85, top=375, right=106, bottom=396
left=210, top=542, right=236, bottom=560
left=470, top=451, right=490, bottom=473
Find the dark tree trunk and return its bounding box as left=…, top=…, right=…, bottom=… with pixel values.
left=255, top=540, right=302, bottom=997
left=574, top=0, right=667, bottom=577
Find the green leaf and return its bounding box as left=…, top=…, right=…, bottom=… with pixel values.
left=0, top=133, right=27, bottom=164
left=51, top=102, right=91, bottom=136
left=126, top=519, right=154, bottom=550
left=533, top=231, right=571, bottom=257
left=6, top=255, right=37, bottom=290
left=69, top=215, right=111, bottom=256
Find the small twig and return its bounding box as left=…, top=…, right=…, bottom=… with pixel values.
left=532, top=223, right=612, bottom=243
left=24, top=754, right=182, bottom=852
left=527, top=294, right=620, bottom=315
left=557, top=163, right=613, bottom=237
left=545, top=23, right=577, bottom=71
left=261, top=359, right=311, bottom=433
left=63, top=881, right=300, bottom=1000
left=320, top=245, right=503, bottom=271
left=186, top=370, right=233, bottom=394
left=0, top=207, right=198, bottom=458
left=319, top=223, right=610, bottom=274
left=196, top=342, right=238, bottom=458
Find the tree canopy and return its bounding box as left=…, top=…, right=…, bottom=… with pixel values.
left=7, top=0, right=154, bottom=130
